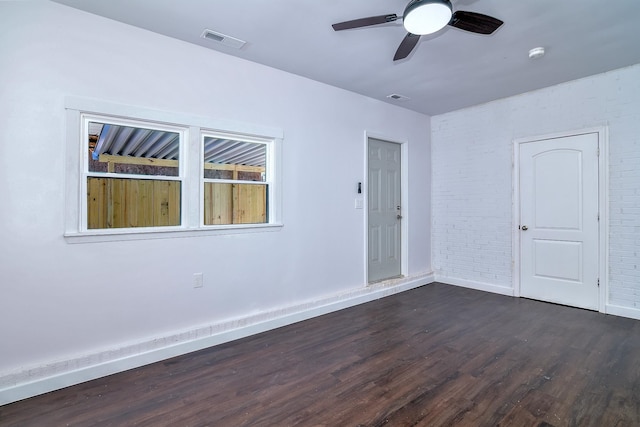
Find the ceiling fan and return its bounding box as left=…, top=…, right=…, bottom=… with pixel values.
left=332, top=0, right=503, bottom=61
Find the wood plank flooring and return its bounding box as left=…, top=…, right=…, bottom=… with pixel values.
left=2, top=283, right=640, bottom=426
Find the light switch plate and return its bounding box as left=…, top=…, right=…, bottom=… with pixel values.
left=193, top=273, right=203, bottom=288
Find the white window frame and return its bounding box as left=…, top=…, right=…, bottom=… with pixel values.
left=81, top=113, right=188, bottom=233
left=64, top=97, right=283, bottom=243
left=200, top=130, right=274, bottom=227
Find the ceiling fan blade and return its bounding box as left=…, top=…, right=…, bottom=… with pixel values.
left=449, top=11, right=503, bottom=34
left=393, top=33, right=421, bottom=61
left=332, top=14, right=399, bottom=31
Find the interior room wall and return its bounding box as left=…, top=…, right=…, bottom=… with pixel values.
left=432, top=63, right=640, bottom=315
left=0, top=1, right=431, bottom=399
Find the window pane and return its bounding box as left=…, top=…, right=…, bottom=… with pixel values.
left=203, top=137, right=266, bottom=181
left=87, top=177, right=181, bottom=229
left=88, top=122, right=179, bottom=177
left=204, top=182, right=267, bottom=225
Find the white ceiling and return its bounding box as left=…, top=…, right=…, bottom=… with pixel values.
left=51, top=0, right=640, bottom=116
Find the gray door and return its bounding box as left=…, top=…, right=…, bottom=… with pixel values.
left=368, top=138, right=402, bottom=282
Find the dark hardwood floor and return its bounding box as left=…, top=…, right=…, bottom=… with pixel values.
left=2, top=282, right=640, bottom=426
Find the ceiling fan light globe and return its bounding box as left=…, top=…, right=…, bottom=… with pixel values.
left=403, top=0, right=452, bottom=35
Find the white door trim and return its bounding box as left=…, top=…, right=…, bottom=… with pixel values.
left=512, top=126, right=609, bottom=313
left=364, top=132, right=409, bottom=284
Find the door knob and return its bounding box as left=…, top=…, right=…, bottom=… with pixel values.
left=397, top=214, right=403, bottom=220
left=521, top=225, right=528, bottom=231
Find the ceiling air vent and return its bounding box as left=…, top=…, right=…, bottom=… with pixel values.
left=387, top=93, right=410, bottom=101
left=201, top=29, right=246, bottom=49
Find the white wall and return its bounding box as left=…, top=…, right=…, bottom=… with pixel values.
left=0, top=1, right=431, bottom=399
left=432, top=63, right=640, bottom=311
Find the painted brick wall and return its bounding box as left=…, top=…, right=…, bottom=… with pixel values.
left=432, top=63, right=640, bottom=312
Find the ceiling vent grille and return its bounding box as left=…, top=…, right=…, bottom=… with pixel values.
left=387, top=93, right=410, bottom=101
left=201, top=29, right=246, bottom=49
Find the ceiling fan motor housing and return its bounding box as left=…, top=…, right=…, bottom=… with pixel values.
left=403, top=0, right=453, bottom=35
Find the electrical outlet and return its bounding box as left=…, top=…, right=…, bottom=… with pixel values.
left=193, top=273, right=203, bottom=288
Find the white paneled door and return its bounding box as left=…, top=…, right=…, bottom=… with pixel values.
left=368, top=138, right=402, bottom=283
left=519, top=133, right=599, bottom=310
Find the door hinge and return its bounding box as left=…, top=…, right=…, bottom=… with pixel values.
left=597, top=278, right=600, bottom=287
left=597, top=213, right=600, bottom=221
left=597, top=147, right=600, bottom=156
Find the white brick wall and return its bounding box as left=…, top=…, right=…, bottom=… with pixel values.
left=432, top=63, right=640, bottom=313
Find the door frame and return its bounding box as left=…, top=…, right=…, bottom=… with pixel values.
left=512, top=126, right=609, bottom=313
left=364, top=132, right=409, bottom=284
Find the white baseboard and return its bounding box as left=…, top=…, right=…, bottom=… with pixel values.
left=434, top=275, right=515, bottom=297
left=605, top=304, right=640, bottom=321
left=0, top=273, right=434, bottom=406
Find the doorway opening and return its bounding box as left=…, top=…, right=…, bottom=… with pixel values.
left=367, top=137, right=406, bottom=283
left=513, top=128, right=608, bottom=311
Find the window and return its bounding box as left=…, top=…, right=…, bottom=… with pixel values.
left=202, top=132, right=270, bottom=226
left=83, top=116, right=185, bottom=230
left=64, top=97, right=283, bottom=242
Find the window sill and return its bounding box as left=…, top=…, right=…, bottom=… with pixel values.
left=64, top=223, right=284, bottom=244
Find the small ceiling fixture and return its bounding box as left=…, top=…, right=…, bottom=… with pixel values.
left=201, top=29, right=246, bottom=49
left=528, top=47, right=545, bottom=59
left=403, top=0, right=453, bottom=35
left=387, top=93, right=411, bottom=101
